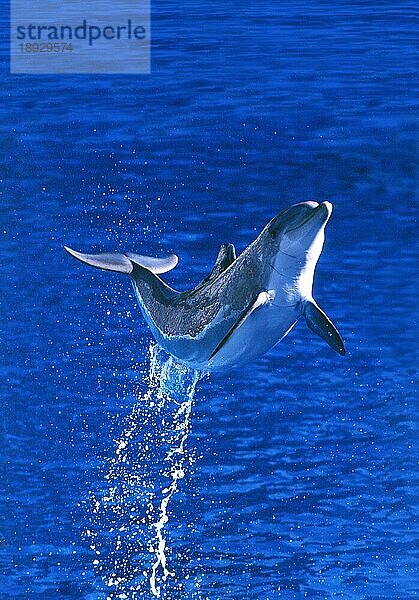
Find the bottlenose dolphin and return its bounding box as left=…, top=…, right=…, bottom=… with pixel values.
left=65, top=201, right=345, bottom=371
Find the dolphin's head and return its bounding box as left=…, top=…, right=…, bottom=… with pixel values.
left=267, top=201, right=332, bottom=263
left=262, top=201, right=333, bottom=303
left=262, top=200, right=345, bottom=356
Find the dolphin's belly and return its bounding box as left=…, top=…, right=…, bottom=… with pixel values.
left=206, top=305, right=299, bottom=371
left=146, top=305, right=298, bottom=372
left=134, top=300, right=217, bottom=365
left=134, top=275, right=299, bottom=371
left=146, top=313, right=237, bottom=371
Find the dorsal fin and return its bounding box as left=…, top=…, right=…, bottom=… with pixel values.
left=210, top=243, right=236, bottom=278
left=195, top=243, right=236, bottom=290
left=64, top=247, right=178, bottom=275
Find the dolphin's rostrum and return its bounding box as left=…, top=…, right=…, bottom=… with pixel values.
left=65, top=201, right=345, bottom=371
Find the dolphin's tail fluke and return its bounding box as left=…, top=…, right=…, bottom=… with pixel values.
left=64, top=246, right=178, bottom=275
left=303, top=299, right=346, bottom=356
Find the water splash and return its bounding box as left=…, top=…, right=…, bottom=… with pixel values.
left=85, top=343, right=201, bottom=598
left=149, top=370, right=199, bottom=597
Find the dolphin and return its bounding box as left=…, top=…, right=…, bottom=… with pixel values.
left=65, top=201, right=345, bottom=371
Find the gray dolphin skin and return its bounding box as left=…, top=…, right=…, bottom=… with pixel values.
left=65, top=201, right=345, bottom=371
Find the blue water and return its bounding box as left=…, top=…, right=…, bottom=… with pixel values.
left=1, top=1, right=417, bottom=598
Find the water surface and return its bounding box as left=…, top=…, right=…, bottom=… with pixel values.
left=0, top=1, right=416, bottom=598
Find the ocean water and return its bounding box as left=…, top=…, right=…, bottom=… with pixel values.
left=0, top=1, right=417, bottom=599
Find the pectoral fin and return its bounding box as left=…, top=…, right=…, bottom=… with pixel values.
left=209, top=291, right=272, bottom=361
left=303, top=300, right=345, bottom=356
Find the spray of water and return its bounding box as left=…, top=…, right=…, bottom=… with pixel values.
left=85, top=343, right=201, bottom=598
left=149, top=370, right=198, bottom=597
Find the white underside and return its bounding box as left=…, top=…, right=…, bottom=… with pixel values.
left=206, top=302, right=299, bottom=370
